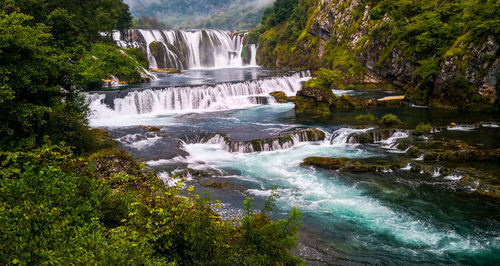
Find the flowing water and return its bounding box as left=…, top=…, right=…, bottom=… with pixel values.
left=114, top=29, right=257, bottom=69
left=89, top=36, right=500, bottom=264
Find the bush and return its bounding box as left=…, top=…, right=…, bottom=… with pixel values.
left=380, top=113, right=402, bottom=126
left=415, top=122, right=432, bottom=134
left=355, top=113, right=376, bottom=121
left=0, top=145, right=304, bottom=265
left=76, top=43, right=147, bottom=89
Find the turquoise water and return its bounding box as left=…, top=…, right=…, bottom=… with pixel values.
left=89, top=73, right=500, bottom=264
left=180, top=131, right=500, bottom=264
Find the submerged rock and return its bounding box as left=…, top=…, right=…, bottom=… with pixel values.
left=301, top=157, right=404, bottom=172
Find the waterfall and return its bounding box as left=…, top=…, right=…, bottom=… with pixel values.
left=114, top=29, right=258, bottom=70
left=377, top=131, right=409, bottom=150
left=86, top=72, right=309, bottom=120
left=200, top=128, right=326, bottom=153
left=330, top=127, right=373, bottom=146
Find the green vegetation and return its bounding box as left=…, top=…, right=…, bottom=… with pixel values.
left=0, top=0, right=131, bottom=47
left=305, top=68, right=345, bottom=91
left=76, top=43, right=150, bottom=89
left=0, top=1, right=304, bottom=264
left=0, top=145, right=303, bottom=265
left=355, top=114, right=377, bottom=121
left=415, top=122, right=433, bottom=134
left=380, top=113, right=402, bottom=126
left=126, top=0, right=273, bottom=30
left=254, top=0, right=500, bottom=109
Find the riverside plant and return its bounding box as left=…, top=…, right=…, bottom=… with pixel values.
left=380, top=113, right=402, bottom=126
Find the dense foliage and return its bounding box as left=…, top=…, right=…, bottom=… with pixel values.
left=125, top=0, right=274, bottom=30
left=0, top=146, right=303, bottom=265
left=0, top=11, right=89, bottom=151
left=1, top=2, right=304, bottom=265
left=0, top=0, right=131, bottom=47
left=76, top=44, right=150, bottom=89
left=254, top=0, right=500, bottom=109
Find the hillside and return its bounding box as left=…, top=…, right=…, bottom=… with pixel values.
left=254, top=0, right=500, bottom=110
left=124, top=0, right=274, bottom=29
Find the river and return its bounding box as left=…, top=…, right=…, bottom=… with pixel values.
left=86, top=29, right=500, bottom=265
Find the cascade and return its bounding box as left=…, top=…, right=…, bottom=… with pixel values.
left=200, top=128, right=326, bottom=153
left=114, top=29, right=258, bottom=70
left=86, top=72, right=309, bottom=120
left=330, top=127, right=373, bottom=146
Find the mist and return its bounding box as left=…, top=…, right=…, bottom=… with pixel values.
left=124, top=0, right=274, bottom=9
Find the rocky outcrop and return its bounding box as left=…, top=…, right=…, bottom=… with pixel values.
left=294, top=85, right=336, bottom=117
left=294, top=84, right=405, bottom=117
left=434, top=36, right=500, bottom=106
left=257, top=0, right=500, bottom=110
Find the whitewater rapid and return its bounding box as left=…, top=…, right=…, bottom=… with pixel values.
left=86, top=72, right=309, bottom=127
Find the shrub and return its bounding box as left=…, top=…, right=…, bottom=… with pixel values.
left=380, top=113, right=402, bottom=126
left=0, top=145, right=304, bottom=265
left=355, top=114, right=376, bottom=121
left=76, top=43, right=147, bottom=89
left=415, top=122, right=432, bottom=134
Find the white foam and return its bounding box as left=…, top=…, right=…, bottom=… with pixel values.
left=444, top=175, right=464, bottom=181
left=447, top=125, right=477, bottom=131
left=330, top=127, right=374, bottom=146
left=174, top=139, right=490, bottom=254
left=332, top=89, right=354, bottom=96
left=481, top=123, right=500, bottom=128
left=86, top=73, right=307, bottom=126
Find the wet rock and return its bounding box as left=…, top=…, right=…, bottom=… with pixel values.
left=347, top=129, right=397, bottom=144
left=423, top=148, right=500, bottom=162
left=141, top=126, right=161, bottom=132
left=270, top=91, right=294, bottom=103
left=406, top=146, right=422, bottom=158
left=227, top=128, right=326, bottom=153
left=175, top=168, right=223, bottom=178
left=294, top=95, right=333, bottom=117
left=302, top=157, right=405, bottom=173
left=302, top=157, right=349, bottom=170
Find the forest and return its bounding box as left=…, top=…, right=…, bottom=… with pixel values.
left=0, top=0, right=303, bottom=264
left=125, top=0, right=274, bottom=30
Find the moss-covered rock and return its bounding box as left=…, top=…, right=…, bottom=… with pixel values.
left=302, top=156, right=405, bottom=172
left=141, top=126, right=161, bottom=132
left=424, top=148, right=500, bottom=162
left=294, top=84, right=335, bottom=117
left=302, top=157, right=348, bottom=170
left=270, top=91, right=294, bottom=103
left=333, top=95, right=378, bottom=110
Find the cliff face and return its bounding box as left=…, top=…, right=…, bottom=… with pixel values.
left=257, top=0, right=500, bottom=110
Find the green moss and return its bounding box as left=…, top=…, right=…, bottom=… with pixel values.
left=355, top=113, right=376, bottom=121
left=380, top=113, right=402, bottom=126
left=294, top=96, right=332, bottom=117
left=414, top=123, right=432, bottom=134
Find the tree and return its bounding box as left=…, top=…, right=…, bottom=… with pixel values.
left=0, top=11, right=98, bottom=152
left=0, top=0, right=132, bottom=47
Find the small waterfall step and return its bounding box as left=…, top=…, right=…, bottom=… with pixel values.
left=86, top=72, right=310, bottom=119
left=202, top=128, right=326, bottom=153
